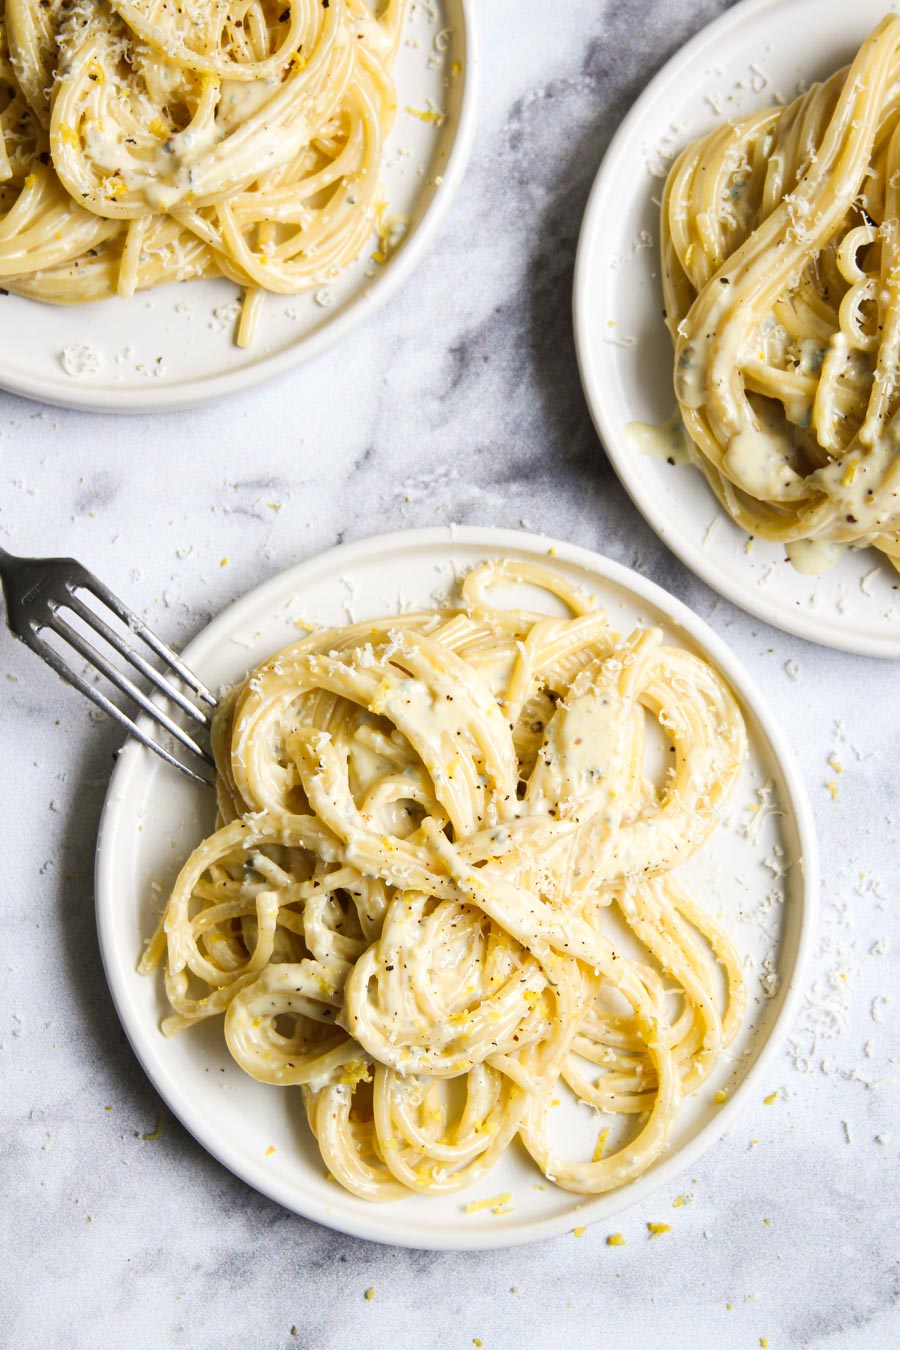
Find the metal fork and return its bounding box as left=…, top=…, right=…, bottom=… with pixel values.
left=0, top=545, right=216, bottom=786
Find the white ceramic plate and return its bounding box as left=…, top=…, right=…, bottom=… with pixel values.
left=0, top=1, right=478, bottom=413
left=95, top=526, right=817, bottom=1249
left=573, top=0, right=900, bottom=659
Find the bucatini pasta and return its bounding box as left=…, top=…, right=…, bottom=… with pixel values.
left=141, top=559, right=748, bottom=1200
left=661, top=14, right=900, bottom=574
left=0, top=0, right=405, bottom=344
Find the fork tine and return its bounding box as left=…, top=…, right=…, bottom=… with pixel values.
left=75, top=571, right=218, bottom=707
left=2, top=548, right=216, bottom=784
left=61, top=589, right=212, bottom=727
left=46, top=611, right=216, bottom=768
left=28, top=630, right=214, bottom=787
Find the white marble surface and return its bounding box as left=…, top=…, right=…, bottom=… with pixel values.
left=1, top=1, right=898, bottom=1347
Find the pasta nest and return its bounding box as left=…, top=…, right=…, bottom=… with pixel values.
left=142, top=560, right=749, bottom=1200
left=0, top=0, right=403, bottom=325
left=662, top=14, right=900, bottom=571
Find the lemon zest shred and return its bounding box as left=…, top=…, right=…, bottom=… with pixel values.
left=338, top=1060, right=373, bottom=1088
left=464, top=1191, right=512, bottom=1214
left=405, top=104, right=444, bottom=124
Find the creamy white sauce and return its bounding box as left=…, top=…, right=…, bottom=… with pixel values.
left=798, top=338, right=825, bottom=376
left=526, top=704, right=606, bottom=812
left=783, top=397, right=813, bottom=429
left=626, top=412, right=692, bottom=464
left=816, top=441, right=900, bottom=533
left=218, top=78, right=279, bottom=128
left=723, top=429, right=802, bottom=498
left=674, top=342, right=706, bottom=408
left=785, top=539, right=847, bottom=575
left=556, top=694, right=622, bottom=787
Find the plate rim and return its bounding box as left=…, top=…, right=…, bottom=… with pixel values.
left=94, top=524, right=819, bottom=1249
left=572, top=0, right=900, bottom=661
left=0, top=0, right=480, bottom=415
